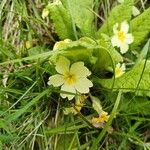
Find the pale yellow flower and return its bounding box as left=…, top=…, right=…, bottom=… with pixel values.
left=42, top=8, right=49, bottom=19
left=25, top=41, right=32, bottom=49
left=115, top=63, right=126, bottom=78
left=63, top=95, right=87, bottom=115
left=91, top=111, right=109, bottom=128
left=111, top=21, right=134, bottom=54
left=74, top=95, right=87, bottom=112
left=48, top=56, right=93, bottom=100
left=53, top=39, right=72, bottom=50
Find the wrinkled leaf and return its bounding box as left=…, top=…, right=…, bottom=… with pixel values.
left=50, top=37, right=98, bottom=65
left=96, top=60, right=150, bottom=96
left=61, top=0, right=96, bottom=37
left=47, top=2, right=75, bottom=40
left=136, top=39, right=150, bottom=63
left=93, top=36, right=123, bottom=74
left=130, top=8, right=150, bottom=50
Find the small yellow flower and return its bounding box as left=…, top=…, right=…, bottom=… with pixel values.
left=42, top=8, right=49, bottom=19
left=75, top=95, right=87, bottom=112
left=53, top=39, right=72, bottom=50
left=111, top=21, right=134, bottom=54
left=92, top=112, right=109, bottom=124
left=115, top=63, right=126, bottom=78
left=25, top=41, right=32, bottom=49
left=91, top=111, right=109, bottom=128
left=63, top=95, right=87, bottom=115
left=48, top=56, right=93, bottom=100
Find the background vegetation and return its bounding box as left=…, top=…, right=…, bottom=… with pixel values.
left=0, top=0, right=150, bottom=149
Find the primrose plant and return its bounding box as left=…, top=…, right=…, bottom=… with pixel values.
left=43, top=0, right=150, bottom=128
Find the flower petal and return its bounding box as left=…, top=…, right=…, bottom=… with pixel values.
left=111, top=36, right=120, bottom=47
left=53, top=39, right=72, bottom=51
left=60, top=84, right=76, bottom=100
left=118, top=0, right=124, bottom=3
left=115, top=63, right=126, bottom=78
left=55, top=56, right=70, bottom=74
left=121, top=21, right=129, bottom=33
left=116, top=63, right=121, bottom=68
left=42, top=8, right=49, bottom=19
left=70, top=62, right=91, bottom=77
left=120, top=43, right=129, bottom=54
left=121, top=63, right=126, bottom=71
left=125, top=34, right=134, bottom=44
left=75, top=78, right=93, bottom=93
left=48, top=74, right=64, bottom=87
left=113, top=23, right=119, bottom=34
left=132, top=6, right=140, bottom=17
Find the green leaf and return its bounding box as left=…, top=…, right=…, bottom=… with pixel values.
left=0, top=41, right=16, bottom=60
left=93, top=36, right=123, bottom=73
left=50, top=37, right=123, bottom=76
left=121, top=96, right=150, bottom=115
left=61, top=0, right=95, bottom=37
left=90, top=95, right=103, bottom=114
left=50, top=37, right=98, bottom=65
left=0, top=141, right=2, bottom=150
left=136, top=39, right=150, bottom=63
left=96, top=60, right=150, bottom=96
left=28, top=45, right=49, bottom=56
left=47, top=2, right=75, bottom=40
left=5, top=89, right=50, bottom=123
left=0, top=51, right=55, bottom=66
left=46, top=123, right=87, bottom=135
left=56, top=134, right=78, bottom=150
left=0, top=120, right=12, bottom=134
left=93, top=47, right=114, bottom=73
left=96, top=0, right=133, bottom=38
left=130, top=8, right=150, bottom=50
left=0, top=134, right=15, bottom=144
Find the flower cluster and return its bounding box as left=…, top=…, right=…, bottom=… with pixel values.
left=47, top=21, right=134, bottom=99
left=111, top=21, right=134, bottom=78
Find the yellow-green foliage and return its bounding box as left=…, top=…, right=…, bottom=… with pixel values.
left=47, top=3, right=75, bottom=40
left=131, top=8, right=150, bottom=50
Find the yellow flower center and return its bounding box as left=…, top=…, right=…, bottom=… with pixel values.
left=64, top=72, right=76, bottom=85
left=115, top=68, right=124, bottom=78
left=118, top=31, right=125, bottom=42
left=99, top=112, right=109, bottom=122
left=92, top=112, right=109, bottom=124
